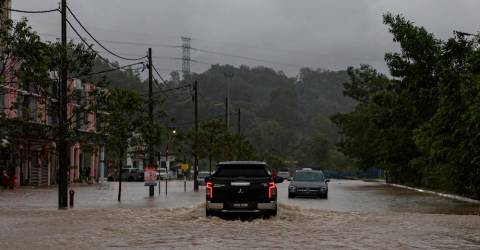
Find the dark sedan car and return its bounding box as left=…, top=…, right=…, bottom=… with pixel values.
left=288, top=170, right=329, bottom=199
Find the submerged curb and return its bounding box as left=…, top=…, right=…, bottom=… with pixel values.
left=387, top=183, right=480, bottom=204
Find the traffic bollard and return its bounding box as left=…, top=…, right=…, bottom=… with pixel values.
left=184, top=175, right=186, bottom=192
left=69, top=189, right=75, bottom=208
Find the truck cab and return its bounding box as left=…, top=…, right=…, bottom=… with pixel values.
left=205, top=161, right=284, bottom=217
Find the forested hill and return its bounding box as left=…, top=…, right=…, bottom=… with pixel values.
left=296, top=68, right=356, bottom=116
left=103, top=62, right=357, bottom=169
left=167, top=64, right=356, bottom=169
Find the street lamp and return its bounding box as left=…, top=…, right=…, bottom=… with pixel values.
left=164, top=127, right=177, bottom=196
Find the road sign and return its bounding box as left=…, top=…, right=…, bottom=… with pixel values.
left=180, top=163, right=189, bottom=172
left=144, top=165, right=157, bottom=186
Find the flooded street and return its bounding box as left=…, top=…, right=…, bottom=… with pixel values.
left=1, top=180, right=480, bottom=249
left=1, top=180, right=479, bottom=214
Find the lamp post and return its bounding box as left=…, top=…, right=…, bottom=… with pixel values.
left=164, top=128, right=176, bottom=196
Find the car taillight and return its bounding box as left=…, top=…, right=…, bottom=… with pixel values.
left=268, top=181, right=276, bottom=199
left=206, top=181, right=213, bottom=199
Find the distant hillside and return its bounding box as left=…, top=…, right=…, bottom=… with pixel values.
left=101, top=61, right=356, bottom=169
left=296, top=68, right=356, bottom=117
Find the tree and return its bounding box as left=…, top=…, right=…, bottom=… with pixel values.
left=98, top=88, right=144, bottom=201
left=197, top=119, right=226, bottom=173
left=333, top=13, right=480, bottom=198
left=247, top=120, right=292, bottom=155
left=294, top=133, right=330, bottom=168
left=177, top=118, right=257, bottom=173
left=0, top=18, right=104, bottom=198
left=262, top=87, right=299, bottom=131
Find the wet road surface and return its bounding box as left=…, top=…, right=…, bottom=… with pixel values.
left=1, top=179, right=479, bottom=214
left=1, top=180, right=479, bottom=249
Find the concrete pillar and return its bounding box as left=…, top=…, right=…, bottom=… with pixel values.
left=15, top=165, right=20, bottom=187
left=74, top=146, right=80, bottom=181
left=47, top=152, right=50, bottom=186
left=99, top=146, right=105, bottom=183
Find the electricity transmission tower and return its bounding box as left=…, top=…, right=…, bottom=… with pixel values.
left=181, top=36, right=191, bottom=80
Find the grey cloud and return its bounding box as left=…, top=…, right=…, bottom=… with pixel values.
left=11, top=0, right=480, bottom=76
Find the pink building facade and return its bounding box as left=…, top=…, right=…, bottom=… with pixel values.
left=0, top=76, right=102, bottom=186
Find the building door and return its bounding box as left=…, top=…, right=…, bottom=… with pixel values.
left=29, top=151, right=48, bottom=186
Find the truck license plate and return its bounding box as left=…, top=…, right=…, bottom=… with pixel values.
left=233, top=203, right=249, bottom=208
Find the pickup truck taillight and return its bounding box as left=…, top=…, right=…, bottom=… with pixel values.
left=206, top=181, right=213, bottom=199
left=268, top=181, right=276, bottom=199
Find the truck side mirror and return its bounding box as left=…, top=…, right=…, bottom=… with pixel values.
left=274, top=176, right=284, bottom=183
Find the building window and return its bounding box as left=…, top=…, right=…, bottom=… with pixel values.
left=16, top=94, right=25, bottom=119
left=75, top=110, right=82, bottom=129
left=50, top=82, right=58, bottom=99
left=16, top=94, right=37, bottom=121
left=48, top=100, right=58, bottom=126
left=28, top=95, right=37, bottom=121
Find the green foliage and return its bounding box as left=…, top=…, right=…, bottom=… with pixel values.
left=197, top=119, right=230, bottom=163
left=294, top=133, right=330, bottom=168
left=247, top=119, right=292, bottom=154
left=176, top=119, right=256, bottom=170
left=333, top=13, right=480, bottom=199
left=98, top=88, right=144, bottom=160
left=0, top=18, right=102, bottom=147
left=89, top=58, right=146, bottom=93
left=159, top=64, right=356, bottom=170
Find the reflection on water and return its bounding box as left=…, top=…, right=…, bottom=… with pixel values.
left=1, top=180, right=479, bottom=215
left=278, top=180, right=480, bottom=215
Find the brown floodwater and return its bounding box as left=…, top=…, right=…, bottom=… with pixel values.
left=1, top=180, right=479, bottom=249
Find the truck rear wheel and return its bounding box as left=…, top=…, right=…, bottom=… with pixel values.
left=263, top=209, right=277, bottom=218
left=271, top=209, right=277, bottom=216
left=206, top=209, right=215, bottom=217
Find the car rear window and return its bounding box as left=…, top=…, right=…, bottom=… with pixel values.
left=293, top=171, right=325, bottom=181
left=214, top=165, right=269, bottom=177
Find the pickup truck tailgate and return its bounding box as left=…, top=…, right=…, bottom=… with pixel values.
left=212, top=177, right=270, bottom=202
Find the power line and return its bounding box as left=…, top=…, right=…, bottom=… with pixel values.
left=38, top=32, right=179, bottom=50
left=43, top=25, right=179, bottom=77
left=152, top=64, right=167, bottom=85
left=65, top=18, right=137, bottom=71
left=145, top=84, right=191, bottom=97
left=39, top=31, right=303, bottom=66
left=153, top=79, right=164, bottom=91
left=191, top=47, right=303, bottom=68
left=66, top=6, right=147, bottom=61
left=73, top=62, right=145, bottom=78
left=172, top=114, right=225, bottom=127
left=65, top=18, right=116, bottom=67
left=4, top=7, right=59, bottom=14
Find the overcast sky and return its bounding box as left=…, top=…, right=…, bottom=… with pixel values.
left=11, top=0, right=480, bottom=77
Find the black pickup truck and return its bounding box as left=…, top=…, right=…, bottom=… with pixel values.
left=204, top=161, right=284, bottom=217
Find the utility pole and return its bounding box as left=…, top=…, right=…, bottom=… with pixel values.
left=148, top=48, right=154, bottom=197
left=224, top=68, right=233, bottom=128
left=165, top=145, right=168, bottom=196
left=237, top=108, right=241, bottom=160
left=193, top=80, right=199, bottom=191
left=58, top=0, right=68, bottom=209
left=225, top=84, right=229, bottom=128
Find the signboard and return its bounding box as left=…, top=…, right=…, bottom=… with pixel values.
left=144, top=166, right=157, bottom=186
left=180, top=163, right=189, bottom=172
